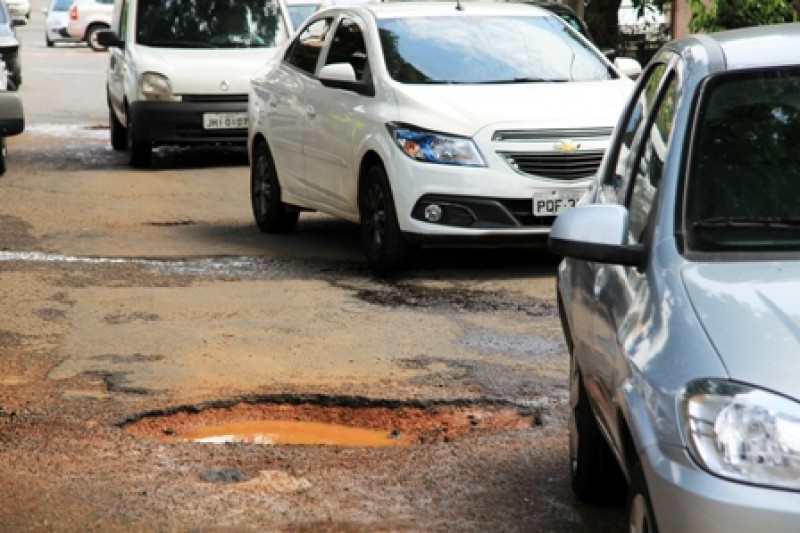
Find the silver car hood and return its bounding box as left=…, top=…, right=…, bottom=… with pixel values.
left=682, top=262, right=800, bottom=397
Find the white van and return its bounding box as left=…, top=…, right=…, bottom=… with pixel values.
left=96, top=0, right=292, bottom=167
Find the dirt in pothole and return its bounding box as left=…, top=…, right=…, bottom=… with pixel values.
left=122, top=401, right=540, bottom=445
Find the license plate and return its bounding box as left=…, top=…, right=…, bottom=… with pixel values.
left=203, top=112, right=248, bottom=130
left=533, top=189, right=585, bottom=216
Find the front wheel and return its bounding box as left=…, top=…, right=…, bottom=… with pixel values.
left=628, top=460, right=658, bottom=533
left=250, top=140, right=298, bottom=233
left=358, top=165, right=413, bottom=272
left=0, top=137, right=7, bottom=176
left=569, top=365, right=627, bottom=503
left=109, top=108, right=126, bottom=151
left=126, top=113, right=151, bottom=168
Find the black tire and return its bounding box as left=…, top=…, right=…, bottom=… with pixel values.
left=0, top=138, right=7, bottom=176
left=46, top=35, right=54, bottom=47
left=628, top=460, right=658, bottom=533
left=358, top=164, right=413, bottom=272
left=250, top=140, right=298, bottom=233
left=109, top=108, right=126, bottom=151
left=569, top=365, right=627, bottom=503
left=86, top=24, right=108, bottom=52
left=127, top=113, right=151, bottom=168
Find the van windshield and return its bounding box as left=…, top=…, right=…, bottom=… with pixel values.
left=136, top=0, right=288, bottom=49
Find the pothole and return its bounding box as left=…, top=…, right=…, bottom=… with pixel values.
left=121, top=397, right=539, bottom=447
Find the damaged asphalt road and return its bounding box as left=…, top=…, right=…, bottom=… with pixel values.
left=0, top=21, right=625, bottom=532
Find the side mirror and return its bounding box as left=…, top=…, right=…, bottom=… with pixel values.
left=11, top=17, right=27, bottom=27
left=319, top=63, right=375, bottom=97
left=96, top=29, right=124, bottom=49
left=615, top=57, right=642, bottom=80
left=548, top=204, right=646, bottom=267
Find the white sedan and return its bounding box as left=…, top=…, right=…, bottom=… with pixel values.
left=248, top=1, right=640, bottom=270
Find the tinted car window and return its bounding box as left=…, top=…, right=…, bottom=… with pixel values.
left=136, top=0, right=287, bottom=48
left=378, top=15, right=611, bottom=84
left=685, top=68, right=800, bottom=253
left=285, top=17, right=333, bottom=74
left=325, top=16, right=368, bottom=80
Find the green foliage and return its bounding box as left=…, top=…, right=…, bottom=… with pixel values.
left=689, top=0, right=797, bottom=32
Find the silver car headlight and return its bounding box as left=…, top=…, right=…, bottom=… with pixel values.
left=387, top=123, right=485, bottom=167
left=683, top=379, right=800, bottom=490
left=140, top=72, right=180, bottom=102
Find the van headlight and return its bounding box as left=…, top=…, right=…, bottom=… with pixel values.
left=140, top=72, right=180, bottom=102
left=387, top=123, right=484, bottom=167
left=683, top=379, right=800, bottom=490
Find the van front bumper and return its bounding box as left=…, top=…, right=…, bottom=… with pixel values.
left=129, top=99, right=248, bottom=146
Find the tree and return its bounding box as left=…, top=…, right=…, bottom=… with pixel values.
left=689, top=0, right=797, bottom=31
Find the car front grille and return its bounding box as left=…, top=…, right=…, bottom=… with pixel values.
left=499, top=150, right=605, bottom=180
left=493, top=127, right=611, bottom=181
left=181, top=94, right=248, bottom=103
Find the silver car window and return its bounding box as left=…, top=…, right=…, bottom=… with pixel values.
left=285, top=17, right=334, bottom=75
left=377, top=15, right=610, bottom=84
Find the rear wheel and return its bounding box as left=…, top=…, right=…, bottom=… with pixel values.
left=250, top=140, right=298, bottom=232
left=569, top=363, right=627, bottom=503
left=358, top=164, right=413, bottom=272
left=86, top=24, right=108, bottom=52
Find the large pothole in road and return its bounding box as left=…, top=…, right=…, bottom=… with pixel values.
left=121, top=397, right=540, bottom=447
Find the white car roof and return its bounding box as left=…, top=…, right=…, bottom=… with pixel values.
left=350, top=1, right=552, bottom=19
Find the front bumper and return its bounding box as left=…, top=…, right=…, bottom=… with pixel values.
left=129, top=99, right=248, bottom=147
left=388, top=156, right=592, bottom=245
left=643, top=442, right=800, bottom=532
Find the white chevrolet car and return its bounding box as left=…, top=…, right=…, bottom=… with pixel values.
left=248, top=1, right=641, bottom=270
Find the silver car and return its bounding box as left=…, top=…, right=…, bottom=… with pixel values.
left=549, top=24, right=800, bottom=532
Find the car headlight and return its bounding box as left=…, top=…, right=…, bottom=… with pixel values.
left=683, top=379, right=800, bottom=490
left=140, top=72, right=180, bottom=102
left=387, top=123, right=485, bottom=167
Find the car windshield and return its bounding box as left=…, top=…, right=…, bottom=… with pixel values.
left=136, top=0, right=288, bottom=49
left=684, top=68, right=800, bottom=253
left=377, top=15, right=611, bottom=84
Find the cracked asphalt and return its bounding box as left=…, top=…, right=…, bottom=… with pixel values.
left=0, top=13, right=625, bottom=532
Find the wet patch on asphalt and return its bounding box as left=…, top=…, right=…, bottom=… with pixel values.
left=120, top=395, right=541, bottom=447
left=457, top=328, right=565, bottom=359
left=103, top=311, right=161, bottom=325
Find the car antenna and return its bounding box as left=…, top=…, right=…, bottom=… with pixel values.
left=455, top=0, right=464, bottom=10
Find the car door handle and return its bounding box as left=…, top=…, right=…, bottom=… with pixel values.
left=306, top=105, right=316, bottom=119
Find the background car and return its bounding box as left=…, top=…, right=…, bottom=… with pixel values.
left=248, top=1, right=640, bottom=271
left=0, top=0, right=23, bottom=88
left=66, top=0, right=113, bottom=51
left=549, top=22, right=800, bottom=533
left=0, top=57, right=24, bottom=174
left=5, top=0, right=28, bottom=19
left=43, top=0, right=81, bottom=46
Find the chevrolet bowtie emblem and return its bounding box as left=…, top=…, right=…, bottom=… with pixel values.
left=554, top=139, right=580, bottom=152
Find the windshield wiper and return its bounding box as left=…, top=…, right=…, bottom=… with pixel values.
left=693, top=216, right=800, bottom=228
left=473, top=77, right=570, bottom=84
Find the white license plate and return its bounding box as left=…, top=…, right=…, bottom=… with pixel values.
left=203, top=112, right=248, bottom=130
left=533, top=189, right=585, bottom=216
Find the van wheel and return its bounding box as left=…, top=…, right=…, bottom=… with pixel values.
left=250, top=140, right=298, bottom=232
left=359, top=164, right=413, bottom=272
left=628, top=460, right=658, bottom=533
left=127, top=115, right=151, bottom=168
left=86, top=25, right=108, bottom=52
left=569, top=364, right=627, bottom=503
left=110, top=109, right=126, bottom=151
